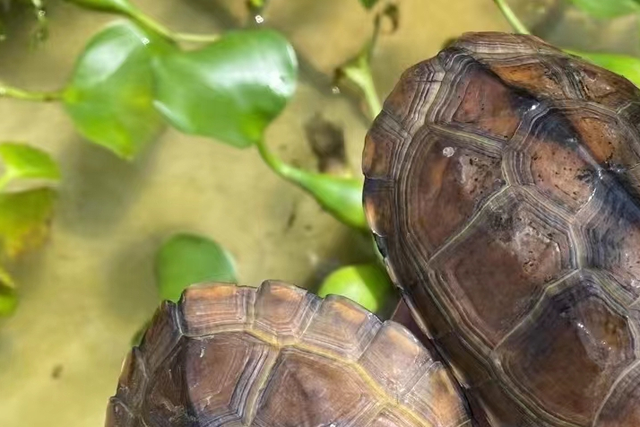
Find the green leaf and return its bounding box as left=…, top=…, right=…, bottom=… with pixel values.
left=317, top=263, right=394, bottom=313
left=62, top=0, right=134, bottom=14
left=565, top=49, right=640, bottom=88
left=63, top=21, right=164, bottom=160
left=155, top=233, right=237, bottom=302
left=0, top=188, right=56, bottom=260
left=0, top=143, right=60, bottom=189
left=0, top=265, right=17, bottom=317
left=248, top=0, right=266, bottom=8
left=152, top=29, right=298, bottom=148
left=568, top=0, right=640, bottom=18
left=359, top=0, right=380, bottom=9
left=287, top=167, right=367, bottom=230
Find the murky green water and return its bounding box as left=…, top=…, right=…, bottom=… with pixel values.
left=0, top=0, right=635, bottom=426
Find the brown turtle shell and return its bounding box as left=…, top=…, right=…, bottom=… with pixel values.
left=363, top=32, right=640, bottom=426
left=105, top=280, right=471, bottom=426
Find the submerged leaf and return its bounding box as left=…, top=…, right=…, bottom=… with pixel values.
left=63, top=21, right=164, bottom=159
left=152, top=29, right=297, bottom=148
left=155, top=233, right=237, bottom=302
left=568, top=0, right=640, bottom=19
left=286, top=167, right=367, bottom=230
left=0, top=143, right=60, bottom=188
left=317, top=263, right=394, bottom=313
left=0, top=188, right=56, bottom=260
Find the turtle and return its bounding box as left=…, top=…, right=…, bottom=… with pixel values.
left=363, top=32, right=640, bottom=426
left=105, top=280, right=471, bottom=426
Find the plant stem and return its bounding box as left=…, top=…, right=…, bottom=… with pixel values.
left=255, top=138, right=296, bottom=181
left=126, top=8, right=175, bottom=41
left=343, top=54, right=382, bottom=121
left=126, top=8, right=220, bottom=45
left=0, top=85, right=62, bottom=102
left=172, top=33, right=220, bottom=44
left=256, top=138, right=315, bottom=191
left=493, top=0, right=531, bottom=35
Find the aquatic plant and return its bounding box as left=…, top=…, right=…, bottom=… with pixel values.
left=0, top=0, right=395, bottom=318
left=2, top=0, right=640, bottom=320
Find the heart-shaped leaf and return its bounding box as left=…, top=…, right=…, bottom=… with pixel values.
left=0, top=143, right=60, bottom=189
left=317, top=263, right=394, bottom=314
left=63, top=21, right=164, bottom=160
left=155, top=233, right=237, bottom=302
left=152, top=29, right=298, bottom=148
left=568, top=0, right=640, bottom=19
left=0, top=188, right=56, bottom=260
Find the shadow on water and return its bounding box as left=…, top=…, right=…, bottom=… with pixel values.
left=102, top=230, right=164, bottom=327
left=55, top=130, right=166, bottom=238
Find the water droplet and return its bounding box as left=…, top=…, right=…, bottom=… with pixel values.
left=331, top=86, right=341, bottom=95
left=141, top=37, right=150, bottom=45
left=255, top=14, right=265, bottom=24
left=442, top=146, right=455, bottom=157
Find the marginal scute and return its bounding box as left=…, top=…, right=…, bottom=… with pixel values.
left=141, top=337, right=191, bottom=426
left=138, top=301, right=181, bottom=372
left=299, top=294, right=381, bottom=360
left=481, top=55, right=569, bottom=100
left=114, top=348, right=147, bottom=408
left=105, top=399, right=134, bottom=427
left=362, top=113, right=404, bottom=181
left=179, top=283, right=255, bottom=336
left=432, top=52, right=532, bottom=141
left=453, top=32, right=559, bottom=56
left=363, top=177, right=395, bottom=239
left=566, top=57, right=640, bottom=110
left=106, top=282, right=471, bottom=427
left=618, top=102, right=640, bottom=143
left=382, top=58, right=445, bottom=134
left=253, top=280, right=320, bottom=344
